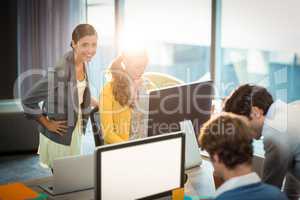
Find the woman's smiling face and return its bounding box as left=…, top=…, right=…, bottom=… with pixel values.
left=72, top=34, right=98, bottom=62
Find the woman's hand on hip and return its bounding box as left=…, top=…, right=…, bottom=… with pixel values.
left=37, top=116, right=68, bottom=136
left=45, top=120, right=68, bottom=136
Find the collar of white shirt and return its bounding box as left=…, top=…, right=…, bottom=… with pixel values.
left=262, top=100, right=288, bottom=136
left=215, top=172, right=261, bottom=198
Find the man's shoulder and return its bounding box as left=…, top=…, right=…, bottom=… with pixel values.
left=216, top=183, right=287, bottom=200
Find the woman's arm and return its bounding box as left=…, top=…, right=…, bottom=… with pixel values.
left=99, top=85, right=125, bottom=144
left=21, top=69, right=67, bottom=135
left=21, top=76, right=49, bottom=120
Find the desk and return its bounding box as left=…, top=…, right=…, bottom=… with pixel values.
left=24, top=159, right=215, bottom=200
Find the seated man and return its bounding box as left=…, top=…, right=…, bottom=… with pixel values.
left=199, top=113, right=288, bottom=200
left=223, top=84, right=300, bottom=200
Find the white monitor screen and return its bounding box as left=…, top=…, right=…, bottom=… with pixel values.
left=95, top=132, right=185, bottom=200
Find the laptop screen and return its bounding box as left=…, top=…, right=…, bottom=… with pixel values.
left=95, top=132, right=185, bottom=200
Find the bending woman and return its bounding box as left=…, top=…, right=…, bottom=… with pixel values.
left=99, top=50, right=154, bottom=144
left=22, top=24, right=98, bottom=168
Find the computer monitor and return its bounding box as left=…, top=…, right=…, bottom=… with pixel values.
left=148, top=80, right=213, bottom=137
left=94, top=132, right=185, bottom=200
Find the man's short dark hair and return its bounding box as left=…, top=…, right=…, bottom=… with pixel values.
left=223, top=84, right=274, bottom=118
left=199, top=113, right=253, bottom=169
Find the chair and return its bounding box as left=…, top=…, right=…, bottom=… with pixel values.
left=144, top=72, right=184, bottom=89
left=90, top=106, right=104, bottom=147
left=0, top=99, right=39, bottom=153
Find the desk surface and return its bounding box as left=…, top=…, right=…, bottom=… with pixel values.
left=24, top=159, right=215, bottom=200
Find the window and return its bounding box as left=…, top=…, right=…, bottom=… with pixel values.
left=218, top=0, right=300, bottom=103
left=217, top=0, right=300, bottom=156
left=122, top=0, right=212, bottom=83
left=87, top=0, right=116, bottom=98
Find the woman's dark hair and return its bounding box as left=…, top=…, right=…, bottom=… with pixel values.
left=223, top=84, right=274, bottom=118
left=70, top=24, right=97, bottom=48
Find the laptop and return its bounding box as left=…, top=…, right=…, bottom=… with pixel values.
left=39, top=154, right=94, bottom=195
left=180, top=120, right=202, bottom=169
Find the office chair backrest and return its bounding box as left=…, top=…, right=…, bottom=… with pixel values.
left=144, top=72, right=184, bottom=89
left=90, top=106, right=104, bottom=147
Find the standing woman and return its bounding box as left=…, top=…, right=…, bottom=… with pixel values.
left=22, top=24, right=98, bottom=169
left=99, top=50, right=155, bottom=144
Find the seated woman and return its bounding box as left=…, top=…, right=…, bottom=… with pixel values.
left=99, top=50, right=154, bottom=144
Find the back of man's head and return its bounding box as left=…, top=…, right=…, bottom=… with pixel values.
left=223, top=84, right=273, bottom=118
left=199, top=113, right=253, bottom=169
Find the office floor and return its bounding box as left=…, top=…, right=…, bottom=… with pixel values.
left=0, top=129, right=95, bottom=184
left=0, top=154, right=51, bottom=184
